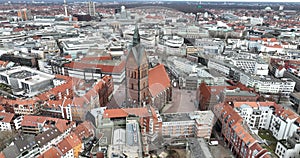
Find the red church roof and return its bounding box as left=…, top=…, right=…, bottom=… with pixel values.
left=148, top=64, right=171, bottom=97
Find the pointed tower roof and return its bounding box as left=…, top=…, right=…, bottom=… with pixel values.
left=132, top=25, right=140, bottom=47
left=126, top=24, right=147, bottom=68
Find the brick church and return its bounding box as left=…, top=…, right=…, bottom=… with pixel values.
left=125, top=26, right=172, bottom=111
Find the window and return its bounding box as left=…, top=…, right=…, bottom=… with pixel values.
left=131, top=84, right=134, bottom=89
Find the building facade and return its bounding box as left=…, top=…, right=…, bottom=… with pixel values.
left=125, top=26, right=150, bottom=107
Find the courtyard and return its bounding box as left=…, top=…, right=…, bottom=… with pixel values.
left=258, top=129, right=278, bottom=157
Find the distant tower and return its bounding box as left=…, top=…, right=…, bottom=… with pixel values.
left=125, top=25, right=150, bottom=107
left=279, top=5, right=284, bottom=11
left=64, top=0, right=68, bottom=16
left=88, top=1, right=96, bottom=16
left=17, top=9, right=32, bottom=21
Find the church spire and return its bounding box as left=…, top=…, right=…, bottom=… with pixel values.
left=132, top=25, right=140, bottom=47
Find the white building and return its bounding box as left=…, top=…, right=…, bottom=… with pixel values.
left=233, top=102, right=275, bottom=130
left=255, top=78, right=296, bottom=96
left=269, top=108, right=299, bottom=140
left=275, top=130, right=300, bottom=158
left=0, top=112, right=14, bottom=131
left=171, top=56, right=199, bottom=74
left=0, top=66, right=54, bottom=95
left=161, top=111, right=214, bottom=139
left=232, top=101, right=300, bottom=158
left=250, top=17, right=263, bottom=26
left=208, top=59, right=231, bottom=76
left=13, top=115, right=23, bottom=130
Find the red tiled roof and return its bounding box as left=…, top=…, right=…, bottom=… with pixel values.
left=57, top=138, right=72, bottom=155
left=277, top=108, right=299, bottom=120
left=123, top=108, right=151, bottom=117
left=145, top=15, right=163, bottom=20
left=65, top=132, right=82, bottom=148
left=0, top=112, right=14, bottom=123
left=73, top=121, right=94, bottom=140
left=21, top=115, right=47, bottom=127
left=148, top=64, right=171, bottom=96
left=265, top=44, right=282, bottom=48
left=103, top=107, right=152, bottom=119
left=39, top=147, right=62, bottom=158
left=0, top=98, right=38, bottom=108
left=0, top=152, right=5, bottom=158
left=64, top=55, right=72, bottom=59
left=21, top=115, right=74, bottom=132
left=81, top=55, right=112, bottom=61
left=262, top=38, right=277, bottom=42
left=250, top=37, right=261, bottom=41
left=103, top=109, right=128, bottom=118
left=51, top=118, right=74, bottom=133
left=0, top=105, right=4, bottom=112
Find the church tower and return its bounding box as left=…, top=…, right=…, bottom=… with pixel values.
left=125, top=25, right=149, bottom=107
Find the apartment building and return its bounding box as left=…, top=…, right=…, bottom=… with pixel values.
left=20, top=115, right=75, bottom=135
left=0, top=112, right=14, bottom=131
left=197, top=82, right=257, bottom=111
left=213, top=103, right=271, bottom=158
left=290, top=93, right=300, bottom=114
left=275, top=130, right=300, bottom=158
left=268, top=108, right=299, bottom=140
left=233, top=102, right=279, bottom=130
left=2, top=121, right=86, bottom=158
left=255, top=78, right=295, bottom=96
left=171, top=56, right=199, bottom=74
left=208, top=58, right=231, bottom=76
left=230, top=57, right=268, bottom=76
left=0, top=98, right=40, bottom=115
left=223, top=101, right=300, bottom=158
left=161, top=111, right=214, bottom=139
left=195, top=38, right=225, bottom=54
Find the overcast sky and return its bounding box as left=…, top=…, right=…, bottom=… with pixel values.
left=189, top=0, right=299, bottom=2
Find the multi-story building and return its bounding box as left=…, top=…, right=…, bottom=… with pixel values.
left=290, top=93, right=300, bottom=114
left=2, top=135, right=40, bottom=158
left=173, top=57, right=199, bottom=74
left=219, top=99, right=300, bottom=158
left=0, top=66, right=54, bottom=95
left=0, top=98, right=40, bottom=115
left=275, top=129, right=300, bottom=158
left=35, top=127, right=64, bottom=154
left=230, top=57, right=268, bottom=76
left=197, top=82, right=257, bottom=111
left=254, top=78, right=295, bottom=96
left=213, top=103, right=272, bottom=158
left=161, top=111, right=214, bottom=139
left=268, top=108, right=299, bottom=140
left=283, top=70, right=300, bottom=92
left=64, top=133, right=82, bottom=158
left=233, top=102, right=279, bottom=130
left=2, top=121, right=86, bottom=158
left=208, top=58, right=231, bottom=76
left=195, top=38, right=225, bottom=54
left=0, top=112, right=14, bottom=131
left=17, top=8, right=32, bottom=21
left=20, top=115, right=75, bottom=135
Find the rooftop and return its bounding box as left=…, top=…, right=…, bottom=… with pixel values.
left=161, top=113, right=192, bottom=122
left=0, top=112, right=14, bottom=123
